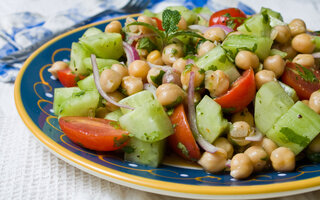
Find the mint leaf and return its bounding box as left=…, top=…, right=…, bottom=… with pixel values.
left=167, top=30, right=206, bottom=42
left=162, top=9, right=181, bottom=35
left=150, top=70, right=165, bottom=85
left=295, top=64, right=319, bottom=83
left=137, top=37, right=157, bottom=52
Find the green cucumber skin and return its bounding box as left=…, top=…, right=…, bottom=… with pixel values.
left=104, top=109, right=123, bottom=121
left=266, top=101, right=320, bottom=155
left=81, top=27, right=103, bottom=38
left=69, top=42, right=91, bottom=76
left=237, top=14, right=271, bottom=37
left=254, top=81, right=294, bottom=134
left=53, top=87, right=81, bottom=116
left=196, top=95, right=229, bottom=143
left=82, top=57, right=120, bottom=72
left=119, top=90, right=155, bottom=114
left=77, top=74, right=96, bottom=91
left=124, top=137, right=166, bottom=167
left=278, top=81, right=299, bottom=102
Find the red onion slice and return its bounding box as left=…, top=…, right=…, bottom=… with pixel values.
left=312, top=52, right=320, bottom=58
left=245, top=128, right=263, bottom=142
left=187, top=71, right=218, bottom=154
left=209, top=25, right=233, bottom=34
left=186, top=59, right=195, bottom=65
left=91, top=54, right=134, bottom=110
left=122, top=41, right=140, bottom=65
left=143, top=83, right=157, bottom=98
left=198, top=13, right=211, bottom=21
left=225, top=159, right=231, bottom=168
left=188, top=24, right=233, bottom=34
left=147, top=62, right=175, bottom=73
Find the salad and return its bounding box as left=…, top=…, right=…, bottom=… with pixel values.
left=49, top=6, right=320, bottom=180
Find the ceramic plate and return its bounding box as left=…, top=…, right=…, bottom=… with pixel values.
left=14, top=15, right=320, bottom=199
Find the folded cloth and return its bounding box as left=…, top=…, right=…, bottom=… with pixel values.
left=0, top=0, right=254, bottom=82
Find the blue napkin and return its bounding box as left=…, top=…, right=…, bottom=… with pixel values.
left=0, top=0, right=254, bottom=82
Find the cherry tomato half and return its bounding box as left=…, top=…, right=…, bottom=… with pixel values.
left=281, top=62, right=320, bottom=100
left=209, top=8, right=247, bottom=30
left=214, top=68, right=256, bottom=113
left=57, top=68, right=85, bottom=87
left=59, top=116, right=129, bottom=151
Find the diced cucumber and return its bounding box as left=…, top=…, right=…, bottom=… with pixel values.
left=69, top=42, right=91, bottom=75
left=79, top=32, right=123, bottom=60
left=124, top=137, right=166, bottom=167
left=278, top=81, right=299, bottom=102
left=104, top=109, right=123, bottom=121
left=260, top=7, right=283, bottom=21
left=196, top=45, right=240, bottom=82
left=81, top=27, right=103, bottom=38
left=82, top=57, right=120, bottom=72
left=312, top=36, right=320, bottom=52
left=222, top=34, right=273, bottom=60
left=77, top=74, right=96, bottom=91
left=237, top=14, right=271, bottom=37
left=254, top=81, right=294, bottom=134
left=59, top=90, right=100, bottom=117
left=266, top=101, right=320, bottom=155
left=119, top=101, right=173, bottom=142
left=270, top=49, right=287, bottom=58
left=53, top=87, right=81, bottom=115
left=118, top=90, right=155, bottom=114
left=196, top=95, right=229, bottom=143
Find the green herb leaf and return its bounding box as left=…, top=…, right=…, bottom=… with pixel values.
left=280, top=127, right=310, bottom=147
left=183, top=63, right=193, bottom=74
left=166, top=108, right=174, bottom=116
left=72, top=90, right=85, bottom=97
left=295, top=64, right=319, bottom=83
left=167, top=30, right=206, bottom=42
left=113, top=134, right=130, bottom=147
left=150, top=70, right=165, bottom=85
left=137, top=37, right=157, bottom=52
left=177, top=142, right=189, bottom=158
left=162, top=9, right=181, bottom=35
left=122, top=145, right=135, bottom=154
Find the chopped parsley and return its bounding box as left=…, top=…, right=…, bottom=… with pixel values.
left=150, top=70, right=165, bottom=85
left=137, top=37, right=157, bottom=52
left=177, top=142, right=189, bottom=158
left=280, top=127, right=310, bottom=147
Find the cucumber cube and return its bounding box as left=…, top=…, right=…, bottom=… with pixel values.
left=69, top=42, right=91, bottom=75
left=237, top=14, right=271, bottom=37
left=119, top=90, right=155, bottom=114
left=104, top=109, right=123, bottom=121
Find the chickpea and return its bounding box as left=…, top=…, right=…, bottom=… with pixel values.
left=203, top=27, right=226, bottom=42
left=104, top=91, right=125, bottom=111
left=95, top=107, right=109, bottom=118
left=273, top=25, right=291, bottom=44
left=213, top=137, right=234, bottom=159
left=138, top=49, right=148, bottom=59
left=197, top=41, right=216, bottom=57
left=147, top=67, right=163, bottom=86
left=137, top=15, right=156, bottom=34
left=198, top=149, right=228, bottom=173
left=263, top=55, right=285, bottom=78
left=100, top=69, right=122, bottom=93
left=302, top=100, right=309, bottom=106
left=292, top=33, right=315, bottom=54
left=277, top=42, right=297, bottom=59
left=128, top=60, right=150, bottom=81
left=125, top=17, right=138, bottom=33
left=162, top=70, right=182, bottom=87
left=48, top=61, right=68, bottom=78
left=172, top=58, right=187, bottom=73
left=235, top=51, right=260, bottom=70
left=230, top=153, right=254, bottom=179
left=228, top=121, right=253, bottom=147
left=205, top=70, right=229, bottom=97
left=251, top=137, right=278, bottom=156
left=180, top=64, right=205, bottom=90
left=270, top=147, right=295, bottom=172
left=177, top=17, right=187, bottom=30
left=111, top=64, right=128, bottom=78
left=231, top=108, right=254, bottom=127
left=292, top=54, right=315, bottom=68
left=255, top=70, right=276, bottom=89
left=308, top=134, right=320, bottom=153
left=244, top=146, right=268, bottom=172
left=146, top=50, right=164, bottom=65
left=289, top=19, right=306, bottom=37
left=121, top=76, right=143, bottom=96
left=162, top=44, right=184, bottom=65
left=105, top=21, right=122, bottom=33
left=156, top=83, right=185, bottom=106
left=309, top=90, right=320, bottom=114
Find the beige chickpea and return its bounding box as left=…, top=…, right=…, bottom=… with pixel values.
left=309, top=90, right=320, bottom=114
left=274, top=25, right=291, bottom=44
left=213, top=137, right=234, bottom=159
left=147, top=67, right=163, bottom=86
left=138, top=49, right=148, bottom=59
left=104, top=91, right=125, bottom=111
left=308, top=134, right=320, bottom=153
left=111, top=64, right=128, bottom=78
left=255, top=70, right=276, bottom=89
left=228, top=121, right=253, bottom=146
left=292, top=54, right=315, bottom=68
left=203, top=27, right=226, bottom=42
left=205, top=70, right=229, bottom=97
left=289, top=19, right=306, bottom=37
left=121, top=76, right=143, bottom=96
left=162, top=70, right=182, bottom=87
left=177, top=17, right=187, bottom=30
left=230, top=153, right=254, bottom=179
left=180, top=64, right=205, bottom=90
left=278, top=42, right=297, bottom=59
left=270, top=147, right=295, bottom=172
left=162, top=44, right=184, bottom=65
left=95, top=107, right=109, bottom=118
left=198, top=149, right=228, bottom=173
left=105, top=21, right=122, bottom=33
left=147, top=50, right=164, bottom=65
left=48, top=61, right=68, bottom=78
left=292, top=33, right=315, bottom=54
left=128, top=60, right=150, bottom=81
left=263, top=55, right=285, bottom=78
left=172, top=58, right=187, bottom=73
left=125, top=17, right=138, bottom=33
left=197, top=41, right=216, bottom=57
left=252, top=137, right=278, bottom=156
left=137, top=15, right=156, bottom=34
left=302, top=100, right=309, bottom=106
left=100, top=69, right=122, bottom=93
left=155, top=83, right=185, bottom=106
left=244, top=146, right=268, bottom=172
left=235, top=51, right=260, bottom=70
left=231, top=108, right=254, bottom=127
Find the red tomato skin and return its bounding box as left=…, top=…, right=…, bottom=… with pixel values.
left=169, top=104, right=201, bottom=161
left=57, top=69, right=85, bottom=87
left=209, top=8, right=247, bottom=30
left=59, top=116, right=129, bottom=151
left=281, top=62, right=320, bottom=100
left=214, top=69, right=256, bottom=113
left=152, top=17, right=164, bottom=31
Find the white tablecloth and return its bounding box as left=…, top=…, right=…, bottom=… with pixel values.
left=2, top=0, right=320, bottom=199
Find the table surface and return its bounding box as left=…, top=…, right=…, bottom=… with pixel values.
left=2, top=0, right=320, bottom=199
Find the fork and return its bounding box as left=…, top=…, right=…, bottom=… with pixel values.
left=0, top=0, right=149, bottom=65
